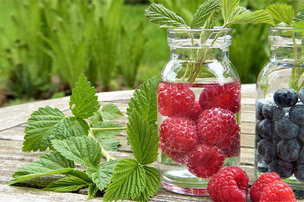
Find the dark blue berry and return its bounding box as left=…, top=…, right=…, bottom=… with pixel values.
left=257, top=159, right=269, bottom=172
left=274, top=88, right=298, bottom=108
left=298, top=147, right=304, bottom=164
left=258, top=119, right=273, bottom=140
left=268, top=160, right=294, bottom=178
left=299, top=87, right=304, bottom=104
left=295, top=165, right=304, bottom=182
left=274, top=117, right=299, bottom=139
left=299, top=127, right=304, bottom=144
left=277, top=139, right=300, bottom=162
left=262, top=103, right=285, bottom=121
left=289, top=106, right=304, bottom=126
left=257, top=139, right=275, bottom=162
left=256, top=99, right=272, bottom=120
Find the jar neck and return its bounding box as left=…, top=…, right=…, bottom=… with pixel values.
left=271, top=46, right=303, bottom=63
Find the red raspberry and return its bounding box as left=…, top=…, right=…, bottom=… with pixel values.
left=187, top=143, right=225, bottom=178
left=159, top=142, right=188, bottom=165
left=260, top=180, right=296, bottom=202
left=250, top=172, right=281, bottom=202
left=197, top=107, right=240, bottom=146
left=183, top=101, right=204, bottom=122
left=158, top=83, right=195, bottom=116
left=207, top=166, right=249, bottom=202
left=199, top=82, right=241, bottom=113
left=159, top=117, right=198, bottom=153
left=220, top=125, right=240, bottom=158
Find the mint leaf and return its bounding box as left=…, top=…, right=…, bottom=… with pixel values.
left=266, top=3, right=294, bottom=26
left=43, top=175, right=89, bottom=192
left=127, top=111, right=158, bottom=165
left=23, top=106, right=69, bottom=152
left=228, top=10, right=274, bottom=26
left=220, top=0, right=239, bottom=25
left=134, top=166, right=160, bottom=201
left=145, top=3, right=188, bottom=28
left=69, top=73, right=100, bottom=119
left=88, top=183, right=99, bottom=200
left=190, top=0, right=219, bottom=28
left=100, top=104, right=123, bottom=120
left=86, top=160, right=117, bottom=193
left=9, top=151, right=74, bottom=185
left=103, top=159, right=146, bottom=201
left=51, top=136, right=101, bottom=167
left=127, top=76, right=158, bottom=125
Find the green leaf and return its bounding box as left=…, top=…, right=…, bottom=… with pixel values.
left=23, top=106, right=68, bottom=152
left=103, top=159, right=146, bottom=201
left=145, top=3, right=188, bottom=28
left=134, top=166, right=160, bottom=202
left=93, top=121, right=124, bottom=138
left=294, top=10, right=304, bottom=22
left=126, top=76, right=158, bottom=125
left=88, top=183, right=99, bottom=200
left=100, top=103, right=123, bottom=120
left=266, top=3, right=294, bottom=26
left=228, top=10, right=274, bottom=26
left=9, top=151, right=74, bottom=185
left=190, top=0, right=219, bottom=28
left=293, top=21, right=304, bottom=28
left=86, top=160, right=117, bottom=192
left=43, top=175, right=89, bottom=192
left=220, top=0, right=239, bottom=25
left=51, top=136, right=101, bottom=167
left=127, top=111, right=158, bottom=165
left=69, top=73, right=100, bottom=119
left=66, top=170, right=92, bottom=183
left=69, top=117, right=90, bottom=136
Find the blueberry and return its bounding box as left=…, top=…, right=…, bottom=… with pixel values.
left=257, top=159, right=269, bottom=172
left=256, top=99, right=272, bottom=120
left=258, top=119, right=274, bottom=140
left=268, top=160, right=294, bottom=178
left=299, top=87, right=304, bottom=104
left=274, top=117, right=299, bottom=139
left=257, top=139, right=276, bottom=162
left=262, top=103, right=285, bottom=121
left=299, top=127, right=304, bottom=144
left=274, top=88, right=298, bottom=108
left=277, top=139, right=301, bottom=162
left=298, top=147, right=304, bottom=164
left=295, top=165, right=304, bottom=182
left=289, top=106, right=304, bottom=126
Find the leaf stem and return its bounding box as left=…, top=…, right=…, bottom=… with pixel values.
left=91, top=127, right=127, bottom=131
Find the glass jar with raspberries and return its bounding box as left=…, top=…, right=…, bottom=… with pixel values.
left=158, top=28, right=241, bottom=195
left=255, top=27, right=304, bottom=192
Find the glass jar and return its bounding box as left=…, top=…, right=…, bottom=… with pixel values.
left=158, top=27, right=241, bottom=196
left=255, top=27, right=304, bottom=193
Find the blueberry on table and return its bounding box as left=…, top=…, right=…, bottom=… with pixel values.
left=268, top=160, right=294, bottom=178
left=258, top=119, right=274, bottom=140
left=274, top=117, right=299, bottom=139
left=277, top=139, right=300, bottom=162
left=273, top=88, right=298, bottom=108
left=257, top=139, right=275, bottom=162
left=262, top=103, right=285, bottom=122
left=299, top=87, right=304, bottom=104
left=256, top=99, right=272, bottom=120
left=295, top=165, right=304, bottom=182
left=289, top=106, right=304, bottom=126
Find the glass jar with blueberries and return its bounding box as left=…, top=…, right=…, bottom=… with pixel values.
left=255, top=26, right=304, bottom=192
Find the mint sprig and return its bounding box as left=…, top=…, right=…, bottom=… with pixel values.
left=190, top=0, right=219, bottom=29
left=266, top=3, right=294, bottom=26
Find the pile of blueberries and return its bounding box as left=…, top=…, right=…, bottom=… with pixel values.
left=256, top=88, right=304, bottom=181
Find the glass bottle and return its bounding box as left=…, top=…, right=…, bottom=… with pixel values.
left=158, top=27, right=241, bottom=196
left=255, top=27, right=304, bottom=193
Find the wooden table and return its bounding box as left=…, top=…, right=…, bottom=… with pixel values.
left=0, top=84, right=257, bottom=201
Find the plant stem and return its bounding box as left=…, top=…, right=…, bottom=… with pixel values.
left=91, top=127, right=127, bottom=131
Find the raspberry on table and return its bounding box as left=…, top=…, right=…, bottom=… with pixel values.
left=198, top=83, right=241, bottom=113
left=157, top=83, right=195, bottom=116
left=259, top=180, right=296, bottom=202
left=159, top=117, right=198, bottom=153
left=207, top=166, right=249, bottom=202
left=249, top=172, right=281, bottom=202
left=273, top=88, right=298, bottom=108
left=187, top=143, right=225, bottom=178
left=197, top=107, right=239, bottom=146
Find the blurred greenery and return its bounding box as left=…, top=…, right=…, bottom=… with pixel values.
left=0, top=0, right=303, bottom=106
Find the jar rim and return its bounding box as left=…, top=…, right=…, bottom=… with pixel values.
left=168, top=26, right=231, bottom=32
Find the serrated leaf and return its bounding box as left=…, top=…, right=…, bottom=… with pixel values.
left=43, top=175, right=89, bottom=192
left=51, top=136, right=101, bottom=167
left=69, top=117, right=90, bottom=136
left=134, top=166, right=160, bottom=202
left=66, top=170, right=92, bottom=183
left=97, top=138, right=121, bottom=151
left=88, top=183, right=99, bottom=200
left=126, top=76, right=158, bottom=125
left=294, top=10, right=304, bottom=22
left=190, top=0, right=219, bottom=28
left=69, top=73, right=100, bottom=119
left=266, top=3, right=294, bottom=26
left=103, top=159, right=146, bottom=202
left=145, top=3, right=188, bottom=28
left=100, top=104, right=123, bottom=120
left=23, top=106, right=67, bottom=152
left=293, top=21, right=304, bottom=28
left=228, top=10, right=274, bottom=26
left=9, top=151, right=74, bottom=185
left=86, top=160, right=117, bottom=192
left=127, top=111, right=158, bottom=165
left=220, top=0, right=239, bottom=25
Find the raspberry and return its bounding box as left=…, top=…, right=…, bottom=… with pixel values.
left=187, top=143, right=224, bottom=178
left=158, top=83, right=195, bottom=116
left=197, top=107, right=239, bottom=146
left=249, top=172, right=281, bottom=202
left=260, top=180, right=296, bottom=202
left=220, top=127, right=240, bottom=158
left=207, top=166, right=249, bottom=202
left=199, top=83, right=241, bottom=113
left=159, top=117, right=198, bottom=153
left=159, top=142, right=188, bottom=165
left=183, top=101, right=204, bottom=122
